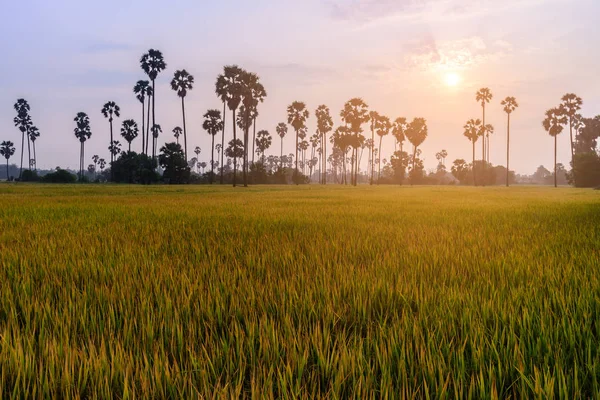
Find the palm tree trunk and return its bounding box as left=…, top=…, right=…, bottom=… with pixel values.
left=378, top=136, right=383, bottom=184
left=295, top=129, right=299, bottom=185
left=129, top=142, right=131, bottom=152
left=232, top=109, right=237, bottom=187
left=506, top=113, right=510, bottom=187
left=472, top=141, right=476, bottom=186
left=141, top=100, right=145, bottom=155
left=33, top=141, right=37, bottom=171
left=146, top=96, right=151, bottom=155
left=220, top=102, right=226, bottom=184
left=110, top=119, right=114, bottom=182
left=152, top=79, right=156, bottom=160
left=554, top=135, right=557, bottom=188
left=482, top=104, right=486, bottom=186
left=19, top=131, right=24, bottom=180
left=211, top=134, right=215, bottom=184
left=252, top=117, right=256, bottom=166
left=370, top=127, right=374, bottom=185
left=6, top=159, right=9, bottom=181
left=243, top=124, right=248, bottom=187
left=181, top=97, right=188, bottom=162
left=26, top=134, right=31, bottom=171
left=412, top=146, right=417, bottom=184
left=280, top=136, right=284, bottom=170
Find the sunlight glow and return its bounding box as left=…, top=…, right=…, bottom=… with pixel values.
left=445, top=72, right=461, bottom=87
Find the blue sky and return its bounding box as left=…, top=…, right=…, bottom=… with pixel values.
left=1, top=0, right=598, bottom=173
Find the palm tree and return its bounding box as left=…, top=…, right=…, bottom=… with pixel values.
left=247, top=73, right=267, bottom=167
left=543, top=107, right=568, bottom=188
left=101, top=101, right=121, bottom=181
left=141, top=49, right=167, bottom=159
left=172, top=126, right=182, bottom=145
left=405, top=118, right=428, bottom=178
left=476, top=88, right=492, bottom=183
left=276, top=123, right=288, bottom=170
left=287, top=102, right=310, bottom=184
left=28, top=126, right=40, bottom=171
left=92, top=154, right=99, bottom=179
left=501, top=97, right=518, bottom=187
left=256, top=130, right=272, bottom=164
left=463, top=119, right=481, bottom=185
left=98, top=158, right=106, bottom=177
left=0, top=141, right=16, bottom=180
left=368, top=111, right=380, bottom=184
left=560, top=93, right=582, bottom=165
left=108, top=140, right=122, bottom=163
left=392, top=117, right=408, bottom=175
left=133, top=80, right=152, bottom=155
left=203, top=109, right=223, bottom=184
left=375, top=115, right=391, bottom=183
left=315, top=105, right=333, bottom=184
left=340, top=98, right=369, bottom=186
left=74, top=112, right=92, bottom=180
left=151, top=124, right=162, bottom=158
left=171, top=69, right=194, bottom=161
left=13, top=99, right=31, bottom=179
left=482, top=124, right=494, bottom=165
left=215, top=74, right=228, bottom=184
left=121, top=119, right=139, bottom=152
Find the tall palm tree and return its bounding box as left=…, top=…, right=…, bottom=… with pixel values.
left=172, top=126, right=182, bottom=145
left=215, top=74, right=229, bottom=184
left=256, top=130, right=272, bottom=164
left=368, top=111, right=380, bottom=185
left=101, top=101, right=121, bottom=181
left=375, top=115, right=391, bottom=183
left=340, top=98, right=369, bottom=186
left=482, top=124, right=494, bottom=165
left=108, top=141, right=122, bottom=166
left=392, top=117, right=407, bottom=168
left=203, top=109, right=223, bottom=184
left=287, top=102, right=310, bottom=184
left=13, top=99, right=31, bottom=179
left=463, top=119, right=481, bottom=185
left=247, top=73, right=267, bottom=167
left=171, top=69, right=194, bottom=161
left=276, top=123, right=288, bottom=170
left=98, top=158, right=106, bottom=177
left=74, top=112, right=92, bottom=180
left=501, top=97, right=518, bottom=187
left=0, top=141, right=16, bottom=180
left=141, top=49, right=167, bottom=159
left=219, top=65, right=244, bottom=186
left=543, top=107, right=568, bottom=188
left=560, top=93, right=582, bottom=165
left=92, top=154, right=99, bottom=179
left=151, top=124, right=162, bottom=158
left=133, top=80, right=152, bottom=155
left=405, top=118, right=428, bottom=177
left=121, top=119, right=139, bottom=152
left=28, top=126, right=40, bottom=171
left=476, top=88, right=493, bottom=184
left=315, top=105, right=333, bottom=184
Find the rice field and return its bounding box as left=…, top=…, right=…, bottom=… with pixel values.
left=0, top=184, right=599, bottom=398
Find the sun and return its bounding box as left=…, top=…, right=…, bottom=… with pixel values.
left=445, top=72, right=461, bottom=87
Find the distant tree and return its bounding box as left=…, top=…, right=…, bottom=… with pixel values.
left=287, top=101, right=310, bottom=184
left=570, top=152, right=600, bottom=187
left=543, top=107, right=568, bottom=187
left=172, top=126, right=182, bottom=145
left=225, top=138, right=244, bottom=173
left=74, top=112, right=92, bottom=180
left=159, top=142, right=190, bottom=184
left=340, top=98, right=369, bottom=186
left=276, top=123, right=288, bottom=170
left=203, top=110, right=223, bottom=184
left=171, top=69, right=194, bottom=160
left=501, top=96, right=519, bottom=187
left=28, top=126, right=40, bottom=171
left=405, top=118, right=428, bottom=179
left=101, top=101, right=120, bottom=181
left=13, top=99, right=31, bottom=179
left=111, top=151, right=159, bottom=184
left=316, top=105, right=333, bottom=184
left=390, top=150, right=409, bottom=184
left=92, top=154, right=99, bottom=178
left=561, top=93, right=582, bottom=165
left=476, top=88, right=493, bottom=183
left=451, top=159, right=471, bottom=184
left=368, top=111, right=380, bottom=185
left=120, top=119, right=139, bottom=152
left=217, top=66, right=244, bottom=186
left=108, top=140, right=122, bottom=163
left=98, top=158, right=106, bottom=176
left=482, top=124, right=494, bottom=165
left=375, top=115, right=392, bottom=183
left=575, top=116, right=600, bottom=154
left=133, top=80, right=153, bottom=154
left=0, top=141, right=16, bottom=180
left=256, top=130, right=272, bottom=164
left=141, top=49, right=167, bottom=158
left=463, top=119, right=481, bottom=185
left=151, top=124, right=162, bottom=158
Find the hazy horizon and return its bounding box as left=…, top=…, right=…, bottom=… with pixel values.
left=1, top=0, right=598, bottom=174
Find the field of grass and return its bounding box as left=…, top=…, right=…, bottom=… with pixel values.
left=0, top=184, right=599, bottom=398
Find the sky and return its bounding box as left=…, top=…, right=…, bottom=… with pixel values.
left=0, top=0, right=598, bottom=174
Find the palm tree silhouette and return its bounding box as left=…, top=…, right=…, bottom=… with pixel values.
left=543, top=107, right=568, bottom=188
left=340, top=98, right=369, bottom=186
left=219, top=66, right=244, bottom=186
left=151, top=124, right=162, bottom=158
left=108, top=140, right=122, bottom=163
left=256, top=130, right=272, bottom=164
left=315, top=106, right=333, bottom=184
left=28, top=126, right=40, bottom=171
left=368, top=111, right=380, bottom=184
left=171, top=69, right=194, bottom=161
left=476, top=88, right=492, bottom=184
left=375, top=115, right=391, bottom=183
left=92, top=154, right=99, bottom=179
left=560, top=93, right=582, bottom=165
left=0, top=141, right=16, bottom=180
left=203, top=109, right=223, bottom=184
left=276, top=123, right=288, bottom=170
left=463, top=119, right=481, bottom=185
left=133, top=80, right=152, bottom=155
left=172, top=126, right=182, bottom=145
left=13, top=99, right=31, bottom=179
left=501, top=97, right=518, bottom=187
left=98, top=158, right=106, bottom=177
left=244, top=73, right=267, bottom=167
left=215, top=73, right=229, bottom=184
left=74, top=112, right=92, bottom=180
left=392, top=117, right=408, bottom=176
left=101, top=101, right=121, bottom=181
left=482, top=124, right=494, bottom=165
left=141, top=49, right=167, bottom=159
left=405, top=118, right=428, bottom=178
left=287, top=102, right=310, bottom=184
left=121, top=119, right=139, bottom=152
